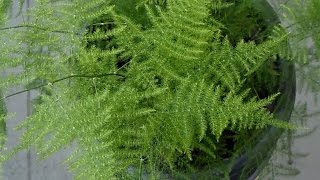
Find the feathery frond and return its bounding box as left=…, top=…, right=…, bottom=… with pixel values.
left=0, top=0, right=293, bottom=179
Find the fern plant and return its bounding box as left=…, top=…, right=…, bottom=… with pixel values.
left=0, top=0, right=298, bottom=179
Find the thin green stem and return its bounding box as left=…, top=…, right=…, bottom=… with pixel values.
left=1, top=73, right=126, bottom=100
left=0, top=24, right=75, bottom=34
left=0, top=22, right=125, bottom=33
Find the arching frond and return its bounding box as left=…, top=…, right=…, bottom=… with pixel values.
left=0, top=0, right=293, bottom=179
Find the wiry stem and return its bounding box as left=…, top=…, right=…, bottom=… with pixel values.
left=1, top=73, right=126, bottom=100
left=0, top=22, right=124, bottom=34
left=0, top=25, right=75, bottom=34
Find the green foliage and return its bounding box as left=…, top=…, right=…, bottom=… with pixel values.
left=0, top=0, right=9, bottom=169
left=213, top=0, right=272, bottom=45
left=0, top=90, right=6, bottom=176
left=0, top=96, right=5, bottom=145
left=0, top=0, right=11, bottom=25
left=277, top=0, right=320, bottom=96
left=280, top=0, right=320, bottom=60
left=0, top=0, right=294, bottom=179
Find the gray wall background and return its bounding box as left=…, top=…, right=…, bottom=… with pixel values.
left=2, top=1, right=72, bottom=180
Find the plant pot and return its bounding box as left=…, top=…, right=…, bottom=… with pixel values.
left=170, top=1, right=296, bottom=179
left=129, top=1, right=296, bottom=178
left=0, top=1, right=295, bottom=179
left=229, top=59, right=295, bottom=180
left=159, top=1, right=296, bottom=179
left=228, top=1, right=296, bottom=179
left=160, top=60, right=296, bottom=180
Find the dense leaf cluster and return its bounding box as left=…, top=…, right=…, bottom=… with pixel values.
left=0, top=0, right=296, bottom=179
